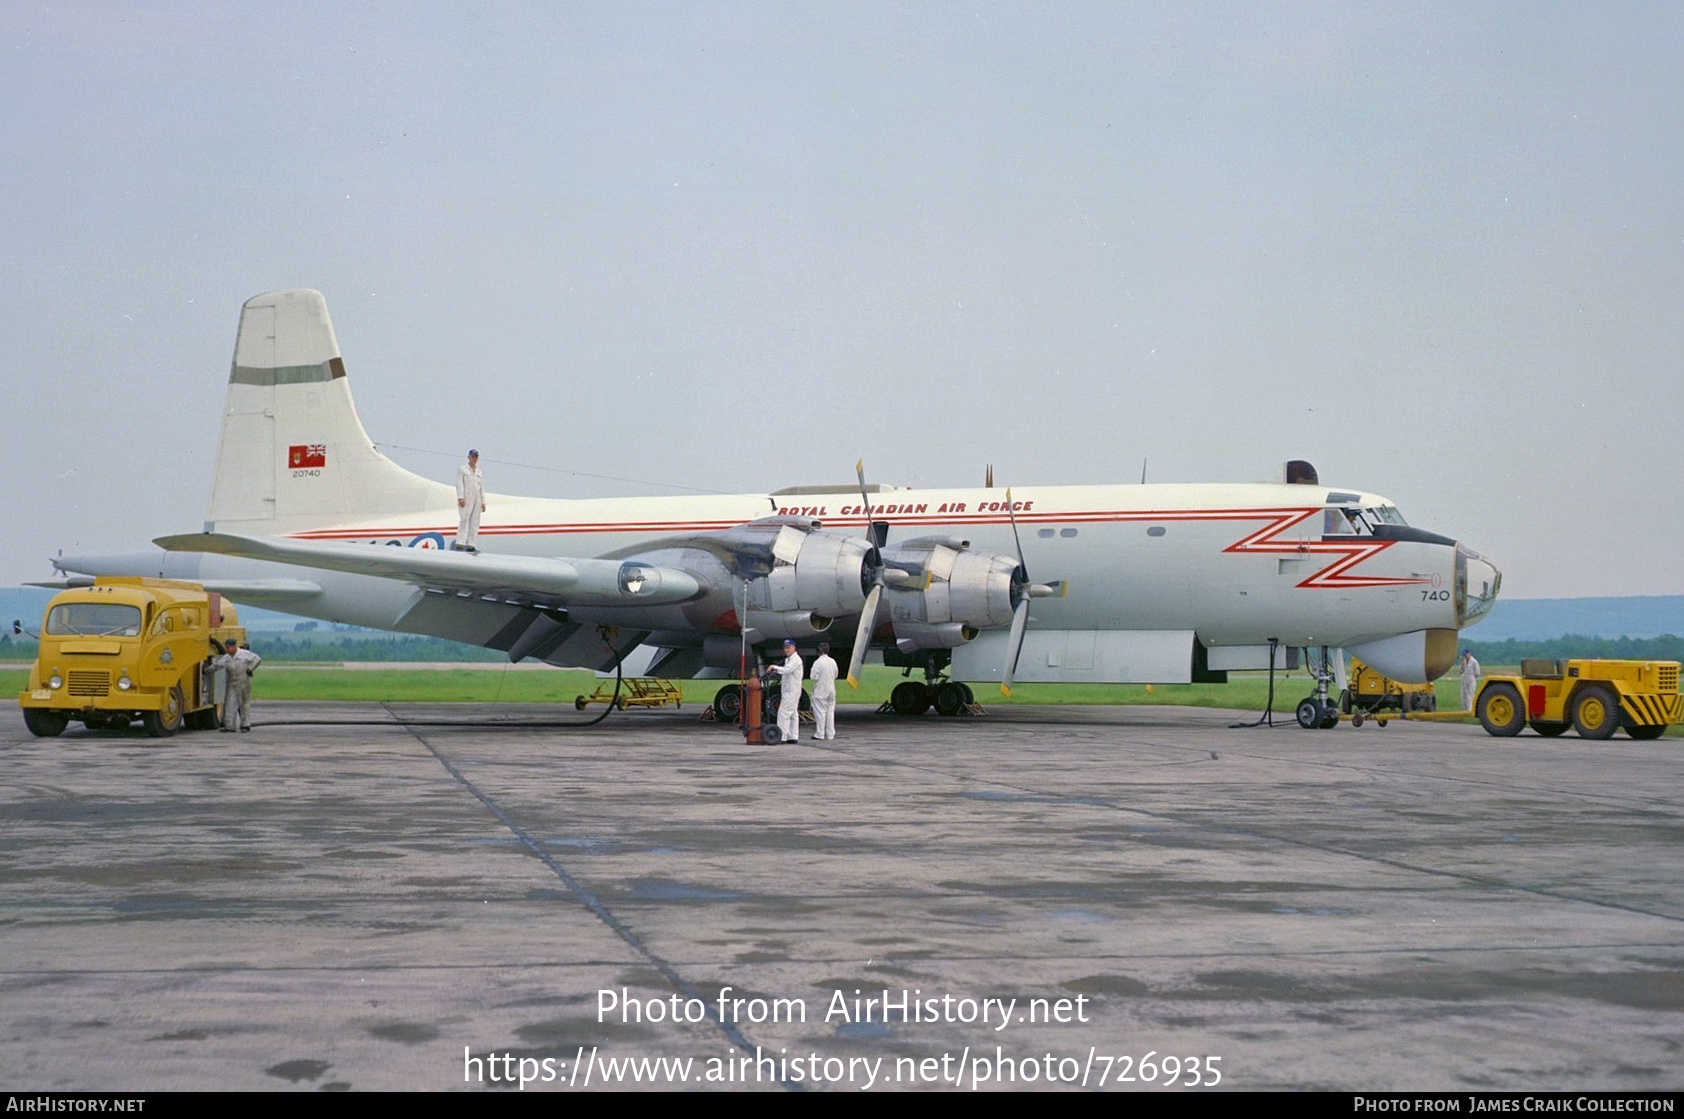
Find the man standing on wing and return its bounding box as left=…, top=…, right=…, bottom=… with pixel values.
left=455, top=449, right=486, bottom=552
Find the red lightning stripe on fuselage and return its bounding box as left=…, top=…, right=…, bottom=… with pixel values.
left=1219, top=508, right=1432, bottom=589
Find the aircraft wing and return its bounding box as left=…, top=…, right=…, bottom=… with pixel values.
left=151, top=532, right=707, bottom=610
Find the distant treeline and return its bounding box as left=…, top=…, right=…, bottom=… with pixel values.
left=1464, top=634, right=1684, bottom=663
left=233, top=634, right=506, bottom=662
left=0, top=632, right=503, bottom=663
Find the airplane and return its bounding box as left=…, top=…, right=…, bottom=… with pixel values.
left=55, top=289, right=1502, bottom=730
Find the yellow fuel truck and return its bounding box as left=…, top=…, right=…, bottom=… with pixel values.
left=17, top=578, right=246, bottom=737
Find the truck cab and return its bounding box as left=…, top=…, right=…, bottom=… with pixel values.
left=18, top=578, right=245, bottom=737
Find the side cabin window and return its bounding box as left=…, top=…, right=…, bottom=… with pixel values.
left=151, top=608, right=199, bottom=637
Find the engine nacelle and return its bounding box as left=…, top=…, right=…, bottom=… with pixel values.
left=891, top=621, right=979, bottom=652
left=748, top=529, right=873, bottom=618
left=880, top=538, right=1021, bottom=652
left=743, top=609, right=833, bottom=641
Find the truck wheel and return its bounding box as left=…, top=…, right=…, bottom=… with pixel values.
left=1571, top=685, right=1620, bottom=740
left=23, top=708, right=69, bottom=737
left=143, top=686, right=185, bottom=738
left=1626, top=724, right=1666, bottom=740
left=1528, top=721, right=1570, bottom=737
left=1477, top=684, right=1525, bottom=736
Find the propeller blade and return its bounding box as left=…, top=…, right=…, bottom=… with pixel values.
left=999, top=596, right=1030, bottom=697
left=1004, top=487, right=1025, bottom=569
left=846, top=584, right=882, bottom=688
left=855, top=458, right=873, bottom=519
left=846, top=459, right=889, bottom=687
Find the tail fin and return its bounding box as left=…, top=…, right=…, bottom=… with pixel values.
left=206, top=290, right=454, bottom=535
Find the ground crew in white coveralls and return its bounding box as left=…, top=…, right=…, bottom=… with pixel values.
left=809, top=641, right=838, bottom=740
left=766, top=638, right=804, bottom=744
left=216, top=638, right=260, bottom=732
left=455, top=449, right=485, bottom=552
left=1459, top=649, right=1481, bottom=712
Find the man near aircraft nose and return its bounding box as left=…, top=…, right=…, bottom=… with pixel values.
left=766, top=639, right=804, bottom=744
left=1459, top=649, right=1481, bottom=712
left=455, top=449, right=485, bottom=552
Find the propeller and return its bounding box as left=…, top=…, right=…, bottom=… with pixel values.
left=845, top=459, right=885, bottom=688
left=998, top=488, right=1066, bottom=696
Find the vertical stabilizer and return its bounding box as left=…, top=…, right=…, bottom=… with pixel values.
left=206, top=290, right=454, bottom=534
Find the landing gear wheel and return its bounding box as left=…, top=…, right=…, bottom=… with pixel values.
left=1571, top=685, right=1620, bottom=740
left=142, top=686, right=184, bottom=738
left=933, top=681, right=966, bottom=717
left=1295, top=697, right=1324, bottom=730
left=713, top=685, right=742, bottom=721
left=890, top=681, right=931, bottom=716
left=1319, top=706, right=1340, bottom=729
left=1477, top=683, right=1524, bottom=737
left=23, top=708, right=68, bottom=737
left=958, top=682, right=974, bottom=705
left=1626, top=724, right=1666, bottom=740
left=1529, top=721, right=1569, bottom=737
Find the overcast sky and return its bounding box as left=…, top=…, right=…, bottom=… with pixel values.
left=4, top=2, right=1680, bottom=599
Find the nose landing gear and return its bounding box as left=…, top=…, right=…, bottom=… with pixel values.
left=1295, top=646, right=1342, bottom=729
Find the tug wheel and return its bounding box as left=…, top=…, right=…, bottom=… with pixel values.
left=1571, top=686, right=1620, bottom=740
left=1477, top=684, right=1524, bottom=737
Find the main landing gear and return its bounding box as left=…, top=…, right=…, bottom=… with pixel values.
left=888, top=678, right=975, bottom=717
left=884, top=653, right=976, bottom=717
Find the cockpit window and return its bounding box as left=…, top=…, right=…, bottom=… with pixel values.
left=1324, top=507, right=1370, bottom=536
left=1323, top=504, right=1408, bottom=537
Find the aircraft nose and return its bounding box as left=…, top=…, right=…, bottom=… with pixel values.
left=1457, top=544, right=1501, bottom=627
